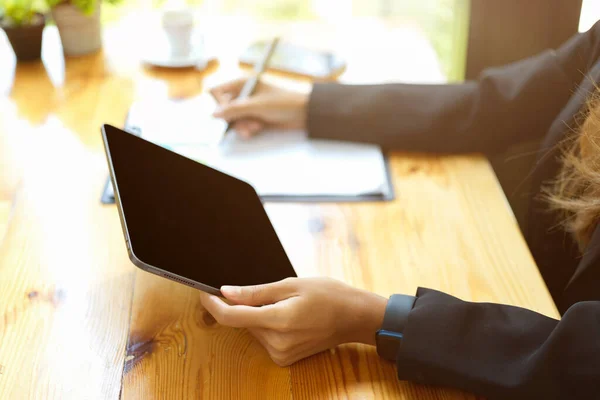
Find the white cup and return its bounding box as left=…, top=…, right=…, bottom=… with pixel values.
left=161, top=9, right=194, bottom=58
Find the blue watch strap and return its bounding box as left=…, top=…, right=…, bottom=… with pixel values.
left=382, top=294, right=416, bottom=333
left=376, top=294, right=416, bottom=361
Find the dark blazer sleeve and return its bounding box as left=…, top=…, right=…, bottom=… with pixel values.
left=395, top=288, right=600, bottom=399
left=307, top=22, right=600, bottom=155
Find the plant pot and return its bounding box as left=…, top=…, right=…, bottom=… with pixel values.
left=0, top=14, right=46, bottom=62
left=51, top=3, right=102, bottom=56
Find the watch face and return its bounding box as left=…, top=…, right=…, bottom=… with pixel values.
left=376, top=330, right=403, bottom=361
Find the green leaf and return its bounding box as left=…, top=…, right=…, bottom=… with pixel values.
left=40, top=0, right=125, bottom=15
left=0, top=0, right=43, bottom=26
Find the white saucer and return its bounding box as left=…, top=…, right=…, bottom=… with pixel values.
left=142, top=51, right=210, bottom=69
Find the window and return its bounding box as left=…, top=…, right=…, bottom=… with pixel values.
left=104, top=0, right=470, bottom=82
left=580, top=0, right=600, bottom=32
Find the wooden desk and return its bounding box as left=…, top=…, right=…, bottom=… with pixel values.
left=0, top=23, right=558, bottom=399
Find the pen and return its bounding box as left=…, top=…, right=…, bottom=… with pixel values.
left=222, top=37, right=280, bottom=139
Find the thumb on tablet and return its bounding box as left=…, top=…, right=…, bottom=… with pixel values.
left=221, top=278, right=297, bottom=306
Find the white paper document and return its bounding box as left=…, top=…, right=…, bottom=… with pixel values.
left=114, top=94, right=392, bottom=199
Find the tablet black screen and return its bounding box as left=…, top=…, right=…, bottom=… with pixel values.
left=102, top=124, right=296, bottom=290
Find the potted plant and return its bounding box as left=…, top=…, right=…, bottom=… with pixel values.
left=0, top=0, right=46, bottom=61
left=46, top=0, right=120, bottom=56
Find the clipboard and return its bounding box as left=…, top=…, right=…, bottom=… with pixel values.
left=101, top=104, right=395, bottom=204
left=101, top=159, right=395, bottom=204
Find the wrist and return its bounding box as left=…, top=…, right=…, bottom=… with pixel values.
left=292, top=91, right=310, bottom=130
left=347, top=290, right=387, bottom=346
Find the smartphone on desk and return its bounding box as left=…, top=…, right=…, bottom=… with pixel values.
left=239, top=41, right=346, bottom=80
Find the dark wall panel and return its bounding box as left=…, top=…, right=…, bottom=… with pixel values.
left=466, top=0, right=583, bottom=79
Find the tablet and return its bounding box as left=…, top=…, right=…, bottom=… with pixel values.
left=101, top=124, right=297, bottom=295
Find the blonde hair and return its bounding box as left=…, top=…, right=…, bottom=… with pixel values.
left=548, top=92, right=600, bottom=249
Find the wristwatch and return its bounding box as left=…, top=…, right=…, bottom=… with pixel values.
left=376, top=294, right=416, bottom=361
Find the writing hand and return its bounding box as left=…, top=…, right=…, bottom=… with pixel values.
left=210, top=78, right=310, bottom=139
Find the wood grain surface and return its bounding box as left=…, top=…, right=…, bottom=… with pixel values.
left=0, top=202, right=10, bottom=245
left=0, top=22, right=558, bottom=400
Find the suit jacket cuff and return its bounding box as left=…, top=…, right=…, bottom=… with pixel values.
left=306, top=83, right=352, bottom=143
